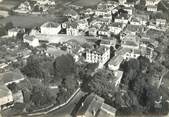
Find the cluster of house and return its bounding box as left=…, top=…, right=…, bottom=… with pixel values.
left=13, top=0, right=55, bottom=14
left=8, top=0, right=163, bottom=89
left=0, top=71, right=25, bottom=111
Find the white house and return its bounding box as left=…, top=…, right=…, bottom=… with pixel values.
left=66, top=21, right=79, bottom=36
left=147, top=5, right=157, bottom=12
left=77, top=19, right=89, bottom=31
left=95, top=9, right=111, bottom=16
left=145, top=0, right=161, bottom=6
left=85, top=45, right=110, bottom=68
left=121, top=34, right=140, bottom=49
left=114, top=13, right=131, bottom=24
left=119, top=0, right=127, bottom=5
left=23, top=35, right=40, bottom=47
left=89, top=27, right=98, bottom=37
left=40, top=22, right=61, bottom=35
left=108, top=22, right=124, bottom=35
left=108, top=55, right=124, bottom=71
left=8, top=28, right=24, bottom=37
left=156, top=18, right=166, bottom=26
left=0, top=84, right=13, bottom=110
left=98, top=26, right=111, bottom=37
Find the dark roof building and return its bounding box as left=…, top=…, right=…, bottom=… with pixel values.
left=76, top=93, right=116, bottom=117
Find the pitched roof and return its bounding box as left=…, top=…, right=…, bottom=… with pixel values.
left=109, top=55, right=124, bottom=66
left=76, top=93, right=104, bottom=116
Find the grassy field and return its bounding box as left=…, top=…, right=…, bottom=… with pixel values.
left=0, top=15, right=65, bottom=28
left=72, top=0, right=102, bottom=7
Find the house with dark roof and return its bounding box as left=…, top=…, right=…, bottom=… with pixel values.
left=76, top=93, right=116, bottom=117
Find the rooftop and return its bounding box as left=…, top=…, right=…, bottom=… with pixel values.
left=87, top=45, right=109, bottom=55
left=76, top=93, right=104, bottom=116
left=109, top=55, right=124, bottom=66
left=109, top=22, right=123, bottom=28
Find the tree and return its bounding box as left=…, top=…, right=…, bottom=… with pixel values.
left=5, top=22, right=13, bottom=30
left=88, top=70, right=116, bottom=96
left=53, top=54, right=76, bottom=80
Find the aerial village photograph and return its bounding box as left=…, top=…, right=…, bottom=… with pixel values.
left=0, top=0, right=169, bottom=117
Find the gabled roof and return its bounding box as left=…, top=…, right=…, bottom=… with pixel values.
left=76, top=93, right=104, bottom=116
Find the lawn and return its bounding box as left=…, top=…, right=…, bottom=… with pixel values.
left=72, top=0, right=102, bottom=7
left=0, top=15, right=66, bottom=28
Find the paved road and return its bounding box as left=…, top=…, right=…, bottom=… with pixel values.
left=32, top=90, right=87, bottom=117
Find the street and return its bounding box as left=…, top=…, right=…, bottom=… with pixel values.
left=31, top=90, right=87, bottom=117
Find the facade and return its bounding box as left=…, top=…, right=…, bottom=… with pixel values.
left=85, top=45, right=110, bottom=68
left=114, top=13, right=131, bottom=24
left=8, top=28, right=24, bottom=37
left=76, top=93, right=116, bottom=117
left=145, top=0, right=161, bottom=6
left=156, top=18, right=166, bottom=26
left=147, top=5, right=157, bottom=12
left=40, top=22, right=61, bottom=35
left=108, top=22, right=124, bottom=35
left=0, top=84, right=13, bottom=110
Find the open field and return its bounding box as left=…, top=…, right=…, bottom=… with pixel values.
left=72, top=0, right=102, bottom=7
left=0, top=15, right=66, bottom=28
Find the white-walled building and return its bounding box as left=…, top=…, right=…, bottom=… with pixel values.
left=147, top=5, right=157, bottom=12
left=114, top=13, right=131, bottom=24
left=156, top=18, right=166, bottom=26
left=108, top=22, right=124, bottom=35
left=23, top=35, right=40, bottom=47
left=145, top=0, right=161, bottom=6
left=40, top=22, right=61, bottom=35
left=0, top=84, right=13, bottom=110
left=8, top=28, right=24, bottom=37
left=65, top=21, right=79, bottom=36
left=86, top=45, right=110, bottom=68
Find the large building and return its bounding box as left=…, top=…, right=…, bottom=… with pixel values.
left=85, top=45, right=110, bottom=68
left=40, top=22, right=61, bottom=35
left=76, top=93, right=116, bottom=117
left=0, top=84, right=13, bottom=110
left=145, top=0, right=161, bottom=6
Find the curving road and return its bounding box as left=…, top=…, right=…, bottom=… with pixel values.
left=31, top=90, right=87, bottom=117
